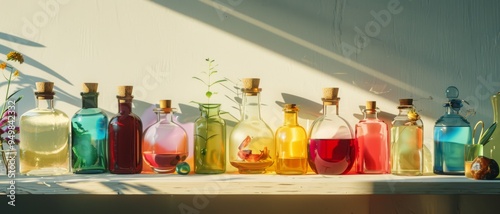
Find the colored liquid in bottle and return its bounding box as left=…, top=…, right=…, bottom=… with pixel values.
left=434, top=126, right=471, bottom=174
left=391, top=126, right=423, bottom=175
left=143, top=152, right=187, bottom=173
left=20, top=111, right=70, bottom=176
left=308, top=139, right=356, bottom=175
left=72, top=111, right=108, bottom=173
left=275, top=157, right=308, bottom=175
left=108, top=114, right=143, bottom=174
left=356, top=121, right=389, bottom=174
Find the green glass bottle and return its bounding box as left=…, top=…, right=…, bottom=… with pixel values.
left=194, top=103, right=226, bottom=174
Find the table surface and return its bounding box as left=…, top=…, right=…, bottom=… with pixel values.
left=1, top=173, right=499, bottom=195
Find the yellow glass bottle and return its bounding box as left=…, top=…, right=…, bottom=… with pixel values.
left=275, top=104, right=308, bottom=175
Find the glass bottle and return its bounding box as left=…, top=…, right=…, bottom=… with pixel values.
left=275, top=104, right=308, bottom=175
left=355, top=101, right=389, bottom=174
left=391, top=98, right=423, bottom=176
left=229, top=78, right=275, bottom=174
left=108, top=86, right=143, bottom=174
left=434, top=86, right=471, bottom=175
left=485, top=91, right=500, bottom=178
left=308, top=88, right=356, bottom=175
left=194, top=103, right=226, bottom=174
left=71, top=83, right=108, bottom=174
left=143, top=100, right=188, bottom=173
left=19, top=82, right=70, bottom=176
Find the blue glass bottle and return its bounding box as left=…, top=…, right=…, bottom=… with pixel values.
left=71, top=83, right=108, bottom=173
left=434, top=86, right=472, bottom=175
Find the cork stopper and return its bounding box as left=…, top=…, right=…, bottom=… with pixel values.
left=155, top=100, right=173, bottom=113
left=366, top=101, right=376, bottom=110
left=82, top=83, right=98, bottom=93
left=159, top=100, right=171, bottom=108
left=241, top=78, right=262, bottom=95
left=36, top=82, right=54, bottom=93
left=117, top=86, right=133, bottom=97
left=365, top=101, right=377, bottom=114
left=35, top=82, right=55, bottom=99
left=284, top=103, right=299, bottom=112
left=322, top=88, right=339, bottom=100
left=321, top=88, right=340, bottom=107
left=399, top=98, right=413, bottom=106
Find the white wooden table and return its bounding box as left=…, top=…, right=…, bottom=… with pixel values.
left=1, top=173, right=500, bottom=213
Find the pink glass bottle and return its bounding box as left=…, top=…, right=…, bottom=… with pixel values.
left=143, top=100, right=188, bottom=173
left=355, top=101, right=389, bottom=174
left=308, top=88, right=356, bottom=175
left=108, top=86, right=143, bottom=174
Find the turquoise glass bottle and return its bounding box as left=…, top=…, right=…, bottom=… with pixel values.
left=71, top=83, right=108, bottom=173
left=434, top=86, right=471, bottom=175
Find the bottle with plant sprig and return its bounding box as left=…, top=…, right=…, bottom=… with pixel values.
left=20, top=82, right=71, bottom=176
left=193, top=58, right=226, bottom=174
left=72, top=83, right=108, bottom=174
left=229, top=78, right=275, bottom=174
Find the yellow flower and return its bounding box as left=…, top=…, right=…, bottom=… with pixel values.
left=0, top=62, right=6, bottom=70
left=6, top=51, right=24, bottom=64
left=407, top=109, right=420, bottom=121
left=13, top=70, right=19, bottom=77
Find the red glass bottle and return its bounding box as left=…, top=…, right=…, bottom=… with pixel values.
left=108, top=86, right=143, bottom=174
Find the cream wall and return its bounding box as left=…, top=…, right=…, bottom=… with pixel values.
left=1, top=0, right=499, bottom=172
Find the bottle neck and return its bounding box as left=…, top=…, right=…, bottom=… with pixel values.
left=242, top=93, right=262, bottom=120
left=199, top=104, right=221, bottom=118
left=363, top=111, right=378, bottom=120
left=323, top=102, right=339, bottom=116
left=36, top=98, right=54, bottom=110
left=284, top=111, right=298, bottom=126
left=444, top=106, right=460, bottom=115
left=398, top=106, right=412, bottom=116
left=81, top=92, right=99, bottom=109
left=118, top=99, right=133, bottom=114
left=155, top=110, right=173, bottom=124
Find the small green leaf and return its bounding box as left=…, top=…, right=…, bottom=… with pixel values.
left=192, top=77, right=208, bottom=85
left=209, top=79, right=227, bottom=86
left=480, top=122, right=497, bottom=145
left=205, top=91, right=213, bottom=98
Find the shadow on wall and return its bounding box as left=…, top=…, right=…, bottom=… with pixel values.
left=151, top=0, right=500, bottom=122
left=0, top=32, right=79, bottom=111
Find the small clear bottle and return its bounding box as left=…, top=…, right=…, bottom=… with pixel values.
left=143, top=100, right=188, bottom=173
left=391, top=99, right=423, bottom=176
left=308, top=88, right=356, bottom=175
left=108, top=86, right=143, bottom=174
left=355, top=101, right=389, bottom=174
left=71, top=83, right=108, bottom=173
left=275, top=104, right=308, bottom=175
left=229, top=78, right=275, bottom=174
left=434, top=86, right=471, bottom=175
left=20, top=82, right=70, bottom=176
